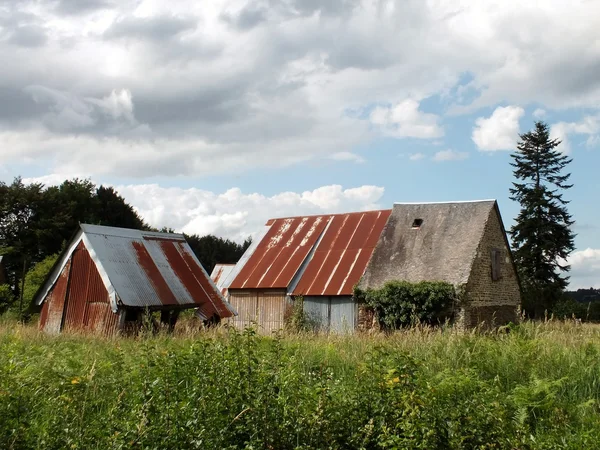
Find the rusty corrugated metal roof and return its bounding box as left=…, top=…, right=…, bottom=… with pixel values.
left=229, top=209, right=391, bottom=296
left=228, top=215, right=330, bottom=289
left=210, top=264, right=236, bottom=295
left=291, top=209, right=392, bottom=296
left=36, top=224, right=235, bottom=319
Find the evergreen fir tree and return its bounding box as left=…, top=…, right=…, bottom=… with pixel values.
left=509, top=121, right=575, bottom=317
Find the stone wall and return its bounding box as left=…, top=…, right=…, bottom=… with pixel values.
left=464, top=304, right=520, bottom=329
left=462, top=207, right=521, bottom=328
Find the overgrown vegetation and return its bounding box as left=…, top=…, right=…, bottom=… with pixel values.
left=284, top=296, right=315, bottom=332
left=1, top=322, right=600, bottom=448
left=552, top=296, right=600, bottom=322
left=354, top=280, right=456, bottom=330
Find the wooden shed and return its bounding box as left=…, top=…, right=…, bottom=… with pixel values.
left=35, top=224, right=235, bottom=334
left=225, top=210, right=391, bottom=333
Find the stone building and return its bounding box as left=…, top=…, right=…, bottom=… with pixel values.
left=359, top=200, right=521, bottom=329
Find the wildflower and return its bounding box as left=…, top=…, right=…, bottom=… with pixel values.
left=71, top=377, right=81, bottom=385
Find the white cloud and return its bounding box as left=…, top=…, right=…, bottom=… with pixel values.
left=370, top=99, right=443, bottom=139
left=568, top=248, right=600, bottom=289
left=3, top=1, right=600, bottom=178
left=533, top=108, right=546, bottom=119
left=0, top=120, right=364, bottom=177
left=433, top=149, right=469, bottom=162
left=472, top=106, right=525, bottom=151
left=550, top=115, right=600, bottom=154
left=23, top=85, right=142, bottom=132
left=20, top=177, right=386, bottom=241
left=122, top=183, right=385, bottom=241
left=409, top=152, right=426, bottom=161
left=328, top=152, right=365, bottom=164
left=87, top=89, right=136, bottom=123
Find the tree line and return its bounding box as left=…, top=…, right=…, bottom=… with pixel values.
left=0, top=177, right=250, bottom=315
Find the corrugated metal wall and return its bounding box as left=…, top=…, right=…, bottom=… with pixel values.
left=40, top=242, right=120, bottom=335
left=303, top=296, right=356, bottom=334
left=330, top=297, right=357, bottom=333
left=40, top=258, right=71, bottom=334
left=63, top=242, right=119, bottom=334
left=227, top=290, right=288, bottom=334
left=303, top=296, right=329, bottom=332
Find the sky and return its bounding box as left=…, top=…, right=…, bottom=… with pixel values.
left=1, top=0, right=600, bottom=289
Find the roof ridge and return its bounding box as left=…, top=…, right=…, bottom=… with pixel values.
left=393, top=199, right=496, bottom=205
left=265, top=208, right=392, bottom=223
left=80, top=223, right=185, bottom=240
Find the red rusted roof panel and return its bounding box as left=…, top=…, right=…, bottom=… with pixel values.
left=229, top=215, right=329, bottom=289
left=292, top=209, right=391, bottom=296
left=178, top=242, right=233, bottom=318
left=132, top=241, right=178, bottom=306
left=156, top=241, right=233, bottom=318
left=241, top=218, right=302, bottom=288
left=210, top=264, right=236, bottom=296
left=212, top=266, right=225, bottom=284
left=229, top=209, right=391, bottom=296
left=325, top=249, right=361, bottom=293
left=340, top=249, right=372, bottom=294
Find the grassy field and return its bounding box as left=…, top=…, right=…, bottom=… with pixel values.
left=1, top=320, right=600, bottom=449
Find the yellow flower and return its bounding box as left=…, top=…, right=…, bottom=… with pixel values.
left=71, top=377, right=80, bottom=385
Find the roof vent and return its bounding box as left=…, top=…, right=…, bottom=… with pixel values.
left=411, top=218, right=423, bottom=229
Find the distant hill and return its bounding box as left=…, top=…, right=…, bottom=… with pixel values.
left=566, top=288, right=600, bottom=303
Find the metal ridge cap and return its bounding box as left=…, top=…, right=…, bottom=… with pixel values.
left=393, top=199, right=496, bottom=205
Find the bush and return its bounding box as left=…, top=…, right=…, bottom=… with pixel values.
left=285, top=296, right=312, bottom=332
left=552, top=297, right=600, bottom=322
left=22, top=254, right=59, bottom=308
left=354, top=280, right=456, bottom=330
left=0, top=284, right=13, bottom=313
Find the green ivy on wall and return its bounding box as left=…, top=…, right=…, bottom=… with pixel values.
left=353, top=281, right=456, bottom=330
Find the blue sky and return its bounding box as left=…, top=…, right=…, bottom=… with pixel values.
left=1, top=0, right=599, bottom=288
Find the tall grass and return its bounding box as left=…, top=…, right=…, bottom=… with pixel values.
left=1, top=321, right=600, bottom=449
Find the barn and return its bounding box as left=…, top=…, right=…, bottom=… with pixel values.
left=225, top=210, right=392, bottom=333
left=35, top=224, right=236, bottom=334
left=224, top=200, right=521, bottom=333
left=359, top=200, right=522, bottom=329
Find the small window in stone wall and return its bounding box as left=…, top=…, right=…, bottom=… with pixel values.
left=491, top=248, right=502, bottom=281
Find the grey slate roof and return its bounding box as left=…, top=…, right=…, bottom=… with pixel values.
left=359, top=200, right=497, bottom=289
